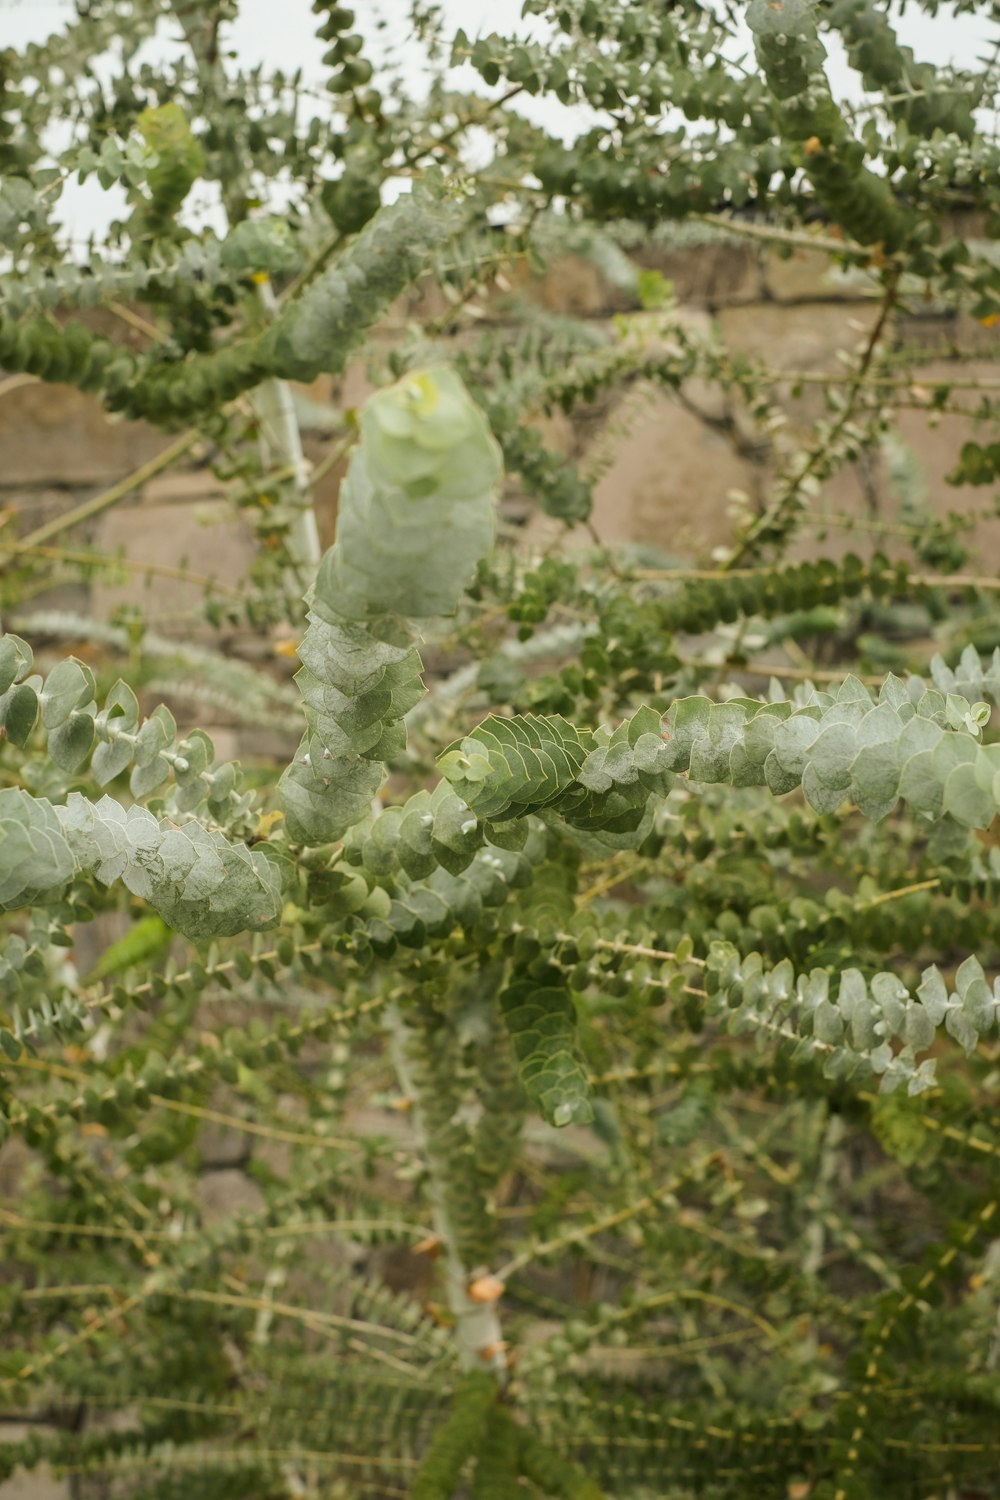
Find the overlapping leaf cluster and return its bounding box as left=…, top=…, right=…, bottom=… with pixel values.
left=0, top=189, right=463, bottom=423
left=499, top=976, right=592, bottom=1127
left=747, top=0, right=906, bottom=250
left=0, top=789, right=281, bottom=941
left=438, top=706, right=673, bottom=835
left=663, top=665, right=1000, bottom=826
left=1, top=634, right=246, bottom=815
left=410, top=1372, right=600, bottom=1500
left=340, top=780, right=492, bottom=884
left=435, top=656, right=1000, bottom=840
left=706, top=943, right=1000, bottom=1095
left=278, top=614, right=424, bottom=844
left=134, top=103, right=204, bottom=231
left=0, top=630, right=267, bottom=938
left=316, top=366, right=501, bottom=620
left=334, top=836, right=544, bottom=961
left=0, top=790, right=75, bottom=912
left=279, top=365, right=502, bottom=844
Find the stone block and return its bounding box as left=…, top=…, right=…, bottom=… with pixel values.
left=582, top=384, right=762, bottom=559
left=0, top=383, right=163, bottom=487
left=780, top=358, right=1000, bottom=572
left=634, top=239, right=762, bottom=307
left=537, top=255, right=634, bottom=317
left=0, top=1427, right=70, bottom=1500
left=301, top=433, right=346, bottom=551
left=717, top=300, right=881, bottom=380
left=8, top=579, right=92, bottom=621
left=893, top=358, right=1000, bottom=571
left=142, top=469, right=227, bottom=507
left=367, top=1243, right=436, bottom=1299
left=893, top=310, right=963, bottom=355
left=891, top=304, right=1000, bottom=358
left=954, top=312, right=1000, bottom=354
left=3, top=490, right=96, bottom=542
left=66, top=910, right=131, bottom=983
left=615, top=305, right=714, bottom=353
left=0, top=1141, right=32, bottom=1199
left=336, top=359, right=379, bottom=413
left=785, top=463, right=896, bottom=567
left=760, top=246, right=878, bottom=303
left=195, top=1168, right=265, bottom=1225
left=198, top=1109, right=252, bottom=1170
left=90, top=499, right=257, bottom=633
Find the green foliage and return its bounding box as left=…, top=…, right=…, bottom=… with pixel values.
left=748, top=0, right=906, bottom=250
left=440, top=713, right=590, bottom=821
left=470, top=1408, right=522, bottom=1500
left=317, top=366, right=501, bottom=621
left=705, top=942, right=998, bottom=1094
left=136, top=103, right=205, bottom=227
left=439, top=706, right=672, bottom=834
left=499, top=975, right=593, bottom=1127
left=949, top=438, right=1000, bottom=486
left=2, top=3, right=1000, bottom=1500
left=277, top=609, right=423, bottom=843
left=410, top=1373, right=497, bottom=1500
left=515, top=1422, right=604, bottom=1500
left=0, top=187, right=465, bottom=424
left=661, top=661, right=1000, bottom=826
left=278, top=364, right=501, bottom=843
left=0, top=784, right=282, bottom=939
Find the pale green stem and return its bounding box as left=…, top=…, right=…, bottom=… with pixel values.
left=167, top=5, right=321, bottom=583
left=253, top=280, right=322, bottom=579
left=385, top=1002, right=507, bottom=1377
left=12, top=429, right=200, bottom=552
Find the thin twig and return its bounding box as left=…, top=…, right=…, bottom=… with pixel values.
left=725, top=265, right=903, bottom=569
left=11, top=429, right=201, bottom=551
left=1, top=542, right=247, bottom=598
left=692, top=211, right=879, bottom=259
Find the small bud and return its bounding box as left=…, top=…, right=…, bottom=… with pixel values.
left=467, top=1274, right=505, bottom=1304
left=478, top=1340, right=510, bottom=1362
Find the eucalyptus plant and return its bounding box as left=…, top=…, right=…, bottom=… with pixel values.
left=2, top=3, right=1000, bottom=1499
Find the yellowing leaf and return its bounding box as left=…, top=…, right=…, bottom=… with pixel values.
left=255, top=809, right=285, bottom=840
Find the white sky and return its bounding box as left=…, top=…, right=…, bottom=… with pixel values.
left=1, top=0, right=994, bottom=244
left=3, top=0, right=989, bottom=91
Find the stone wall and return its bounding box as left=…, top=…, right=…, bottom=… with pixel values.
left=532, top=237, right=999, bottom=565
left=3, top=233, right=998, bottom=624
